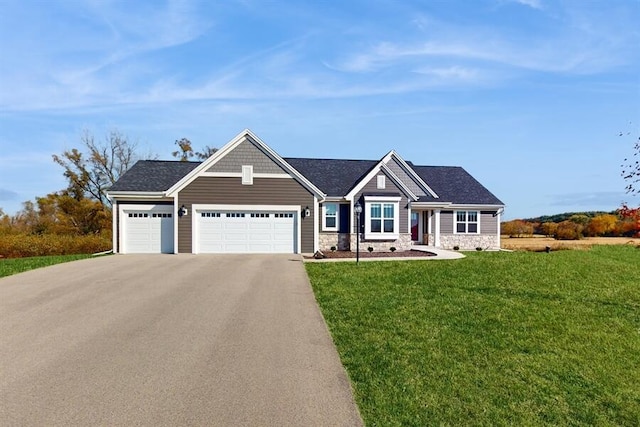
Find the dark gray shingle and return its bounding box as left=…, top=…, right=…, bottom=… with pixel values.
left=108, top=160, right=201, bottom=192
left=412, top=166, right=504, bottom=205
left=284, top=158, right=378, bottom=196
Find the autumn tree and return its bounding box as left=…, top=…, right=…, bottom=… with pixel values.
left=53, top=130, right=143, bottom=207
left=586, top=214, right=619, bottom=237
left=555, top=220, right=584, bottom=240
left=172, top=138, right=218, bottom=161
left=540, top=222, right=558, bottom=237
left=618, top=204, right=640, bottom=237
left=501, top=220, right=534, bottom=237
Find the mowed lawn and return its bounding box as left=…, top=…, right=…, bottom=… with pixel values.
left=306, top=246, right=640, bottom=426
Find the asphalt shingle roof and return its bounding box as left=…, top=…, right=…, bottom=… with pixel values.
left=109, top=158, right=504, bottom=206
left=284, top=158, right=378, bottom=197
left=108, top=160, right=200, bottom=192
left=412, top=165, right=504, bottom=205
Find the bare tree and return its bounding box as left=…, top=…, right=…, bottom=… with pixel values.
left=621, top=135, right=639, bottom=196
left=53, top=130, right=145, bottom=207
left=172, top=138, right=218, bottom=161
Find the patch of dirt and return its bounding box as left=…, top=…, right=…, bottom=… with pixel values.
left=306, top=250, right=436, bottom=259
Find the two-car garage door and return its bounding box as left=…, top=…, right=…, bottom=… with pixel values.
left=195, top=209, right=297, bottom=254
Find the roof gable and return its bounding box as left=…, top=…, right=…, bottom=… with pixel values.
left=166, top=129, right=325, bottom=198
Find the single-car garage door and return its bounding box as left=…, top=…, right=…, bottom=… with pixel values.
left=196, top=210, right=297, bottom=253
left=121, top=206, right=174, bottom=253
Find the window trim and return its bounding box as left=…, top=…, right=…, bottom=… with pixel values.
left=454, top=210, right=480, bottom=234
left=364, top=196, right=400, bottom=240
left=322, top=203, right=339, bottom=231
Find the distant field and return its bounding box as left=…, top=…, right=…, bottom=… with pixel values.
left=501, top=236, right=639, bottom=251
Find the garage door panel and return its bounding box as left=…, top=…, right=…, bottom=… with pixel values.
left=197, top=209, right=296, bottom=254
left=123, top=207, right=174, bottom=254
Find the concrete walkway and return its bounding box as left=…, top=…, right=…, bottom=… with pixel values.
left=0, top=254, right=363, bottom=426
left=305, top=246, right=465, bottom=263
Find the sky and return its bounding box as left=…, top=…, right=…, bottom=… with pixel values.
left=0, top=0, right=638, bottom=220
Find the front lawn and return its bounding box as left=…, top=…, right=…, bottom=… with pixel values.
left=0, top=254, right=92, bottom=278
left=306, top=245, right=640, bottom=426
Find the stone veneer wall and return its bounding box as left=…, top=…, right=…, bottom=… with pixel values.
left=439, top=234, right=500, bottom=250
left=319, top=233, right=351, bottom=251
left=350, top=234, right=413, bottom=252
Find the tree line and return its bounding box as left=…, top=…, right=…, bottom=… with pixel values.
left=502, top=210, right=640, bottom=240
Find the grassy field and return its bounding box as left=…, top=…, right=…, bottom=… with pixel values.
left=306, top=246, right=640, bottom=426
left=0, top=254, right=92, bottom=278
left=501, top=236, right=638, bottom=252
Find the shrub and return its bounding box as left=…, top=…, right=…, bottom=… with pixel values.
left=330, top=246, right=337, bottom=252
left=0, top=233, right=111, bottom=258
left=453, top=245, right=460, bottom=251
left=476, top=247, right=483, bottom=251
left=390, top=247, right=397, bottom=252
left=367, top=246, right=374, bottom=253
left=555, top=221, right=584, bottom=240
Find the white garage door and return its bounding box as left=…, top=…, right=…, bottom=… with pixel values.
left=122, top=207, right=174, bottom=253
left=197, top=210, right=296, bottom=253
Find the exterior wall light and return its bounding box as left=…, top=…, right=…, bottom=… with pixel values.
left=178, top=204, right=188, bottom=217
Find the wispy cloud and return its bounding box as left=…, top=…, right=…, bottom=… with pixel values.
left=0, top=188, right=19, bottom=201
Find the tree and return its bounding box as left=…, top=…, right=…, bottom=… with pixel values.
left=53, top=130, right=142, bottom=207
left=172, top=138, right=194, bottom=161
left=555, top=220, right=584, bottom=240
left=172, top=138, right=218, bottom=161
left=195, top=145, right=218, bottom=160
left=621, top=135, right=639, bottom=196
left=618, top=204, right=640, bottom=237
left=501, top=220, right=534, bottom=237
left=540, top=222, right=558, bottom=237
left=586, top=214, right=619, bottom=237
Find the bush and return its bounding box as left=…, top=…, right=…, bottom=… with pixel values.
left=453, top=245, right=460, bottom=251
left=476, top=247, right=483, bottom=251
left=555, top=221, right=584, bottom=240
left=330, top=246, right=337, bottom=252
left=367, top=246, right=374, bottom=253
left=0, top=233, right=111, bottom=258
left=390, top=246, right=397, bottom=252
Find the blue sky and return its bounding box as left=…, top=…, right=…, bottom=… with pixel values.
left=0, top=0, right=638, bottom=219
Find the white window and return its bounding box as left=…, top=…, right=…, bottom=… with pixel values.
left=455, top=211, right=479, bottom=234
left=323, top=203, right=338, bottom=231
left=364, top=196, right=400, bottom=240
left=242, top=165, right=253, bottom=185
left=376, top=175, right=386, bottom=189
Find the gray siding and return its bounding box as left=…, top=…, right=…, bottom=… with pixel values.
left=207, top=139, right=286, bottom=174
left=177, top=177, right=315, bottom=253
left=386, top=158, right=426, bottom=196
left=440, top=211, right=454, bottom=233
left=354, top=170, right=410, bottom=234
left=481, top=211, right=498, bottom=234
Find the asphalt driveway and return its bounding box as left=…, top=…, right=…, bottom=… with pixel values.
left=0, top=254, right=362, bottom=426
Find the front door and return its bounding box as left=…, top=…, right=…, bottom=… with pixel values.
left=411, top=212, right=419, bottom=242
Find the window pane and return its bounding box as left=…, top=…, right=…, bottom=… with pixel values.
left=371, top=219, right=382, bottom=232
left=457, top=211, right=466, bottom=222
left=384, top=219, right=394, bottom=232
left=457, top=223, right=466, bottom=233
left=468, top=223, right=478, bottom=233
left=468, top=211, right=478, bottom=222
left=370, top=204, right=381, bottom=218
left=326, top=217, right=336, bottom=228
left=326, top=204, right=337, bottom=216
left=383, top=204, right=394, bottom=218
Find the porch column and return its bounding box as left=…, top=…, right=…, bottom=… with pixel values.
left=434, top=209, right=441, bottom=247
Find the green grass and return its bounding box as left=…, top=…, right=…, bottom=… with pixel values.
left=306, top=245, right=640, bottom=426
left=0, top=254, right=92, bottom=278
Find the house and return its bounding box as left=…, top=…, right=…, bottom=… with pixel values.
left=107, top=129, right=504, bottom=254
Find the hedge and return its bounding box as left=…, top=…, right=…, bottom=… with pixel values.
left=0, top=234, right=112, bottom=258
